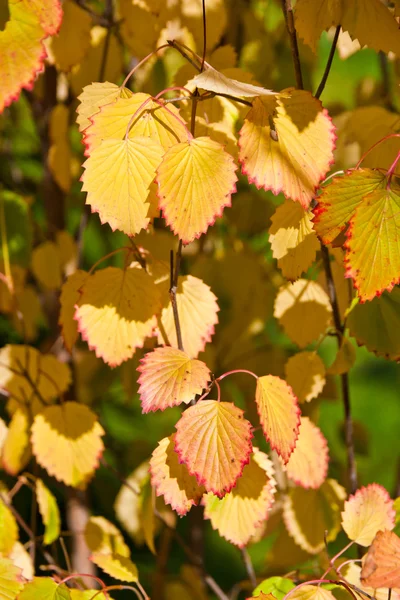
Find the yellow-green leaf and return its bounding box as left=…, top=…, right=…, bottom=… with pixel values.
left=175, top=400, right=253, bottom=497
left=31, top=402, right=104, bottom=487
left=36, top=479, right=60, bottom=545
left=1, top=409, right=31, bottom=475
left=157, top=136, right=238, bottom=243
left=0, top=557, right=24, bottom=600
left=0, top=497, right=18, bottom=555
left=18, top=578, right=71, bottom=600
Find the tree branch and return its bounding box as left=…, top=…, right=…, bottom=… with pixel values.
left=281, top=0, right=303, bottom=89
left=315, top=25, right=341, bottom=100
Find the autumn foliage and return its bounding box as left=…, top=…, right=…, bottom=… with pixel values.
left=0, top=0, right=400, bottom=599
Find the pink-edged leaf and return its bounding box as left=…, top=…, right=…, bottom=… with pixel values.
left=150, top=434, right=205, bottom=516
left=341, top=483, right=395, bottom=546
left=284, top=416, right=329, bottom=489
left=138, top=347, right=211, bottom=413
left=174, top=400, right=253, bottom=497
left=156, top=136, right=238, bottom=243
left=255, top=375, right=301, bottom=464
left=238, top=91, right=335, bottom=208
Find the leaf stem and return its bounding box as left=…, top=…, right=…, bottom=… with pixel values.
left=315, top=25, right=341, bottom=99
left=386, top=150, right=400, bottom=187
left=241, top=548, right=257, bottom=588
left=217, top=369, right=258, bottom=382
left=355, top=133, right=400, bottom=169
left=281, top=0, right=304, bottom=89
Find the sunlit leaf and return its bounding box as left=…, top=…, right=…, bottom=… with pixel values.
left=157, top=136, right=237, bottom=243
left=18, top=578, right=71, bottom=600
left=47, top=0, right=91, bottom=72
left=0, top=557, right=24, bottom=600
left=31, top=241, right=62, bottom=290
left=150, top=434, right=205, bottom=516
left=138, top=347, right=210, bottom=413
left=284, top=417, right=329, bottom=489
left=269, top=200, right=319, bottom=281
left=175, top=400, right=253, bottom=497
left=75, top=266, right=160, bottom=367
left=287, top=585, right=335, bottom=600
left=341, top=483, right=395, bottom=546
left=0, top=345, right=72, bottom=416
left=285, top=352, right=326, bottom=403
left=158, top=275, right=219, bottom=359
left=81, top=137, right=164, bottom=236
left=84, top=93, right=188, bottom=156
left=253, top=577, right=295, bottom=599
left=1, top=409, right=30, bottom=475
left=8, top=542, right=34, bottom=581
left=92, top=554, right=138, bottom=583
left=0, top=497, right=18, bottom=554
left=345, top=186, right=400, bottom=301
left=255, top=375, right=301, bottom=463
left=274, top=279, right=332, bottom=347
left=313, top=170, right=386, bottom=245
left=114, top=461, right=148, bottom=544
left=361, top=530, right=400, bottom=589
left=295, top=0, right=400, bottom=55
left=85, top=515, right=130, bottom=556
left=191, top=63, right=276, bottom=97
left=239, top=92, right=335, bottom=208
left=203, top=448, right=276, bottom=547
left=76, top=82, right=132, bottom=133
left=29, top=0, right=62, bottom=35
left=347, top=288, right=400, bottom=361
left=283, top=479, right=346, bottom=554
left=36, top=479, right=60, bottom=545
left=31, top=402, right=105, bottom=487
left=59, top=270, right=88, bottom=353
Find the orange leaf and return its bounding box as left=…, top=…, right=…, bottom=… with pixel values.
left=31, top=401, right=104, bottom=487
left=284, top=417, right=329, bottom=489
left=239, top=92, right=335, bottom=208
left=157, top=136, right=238, bottom=243
left=174, top=400, right=253, bottom=497
left=150, top=435, right=205, bottom=516
left=81, top=137, right=164, bottom=236
left=75, top=267, right=160, bottom=367
left=361, top=530, right=400, bottom=589
left=341, top=484, right=395, bottom=546
left=158, top=275, right=219, bottom=359
left=255, top=375, right=301, bottom=464
left=203, top=447, right=276, bottom=547
left=138, top=347, right=211, bottom=413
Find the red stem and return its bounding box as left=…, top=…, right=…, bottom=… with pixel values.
left=355, top=133, right=400, bottom=169
left=217, top=369, right=258, bottom=382
left=121, top=44, right=170, bottom=88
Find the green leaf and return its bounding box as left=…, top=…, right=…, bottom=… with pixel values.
left=0, top=191, right=32, bottom=266
left=254, top=577, right=296, bottom=599
left=18, top=578, right=71, bottom=600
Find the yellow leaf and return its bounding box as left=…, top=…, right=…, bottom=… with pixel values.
left=18, top=578, right=71, bottom=600
left=239, top=92, right=335, bottom=208
left=47, top=0, right=91, bottom=72
left=0, top=266, right=25, bottom=314
left=29, top=0, right=62, bottom=35
left=81, top=137, right=164, bottom=236
left=114, top=461, right=149, bottom=544
left=85, top=515, right=129, bottom=556
left=70, top=26, right=123, bottom=97
left=76, top=82, right=132, bottom=133
left=285, top=352, right=326, bottom=403
left=91, top=554, right=138, bottom=583
left=0, top=1, right=52, bottom=113
left=328, top=338, right=356, bottom=375
left=175, top=400, right=253, bottom=497
left=0, top=496, right=18, bottom=554
left=158, top=275, right=219, bottom=359
left=48, top=105, right=72, bottom=193
left=138, top=347, right=210, bottom=412
left=8, top=542, right=34, bottom=581
left=347, top=288, right=400, bottom=361
left=157, top=136, right=237, bottom=243
left=119, top=0, right=162, bottom=59
left=0, top=345, right=72, bottom=416
left=1, top=409, right=30, bottom=475
left=84, top=93, right=188, bottom=156
left=295, top=0, right=400, bottom=56
left=75, top=266, right=160, bottom=367
left=345, top=187, right=400, bottom=301
left=274, top=279, right=332, bottom=347
left=13, top=285, right=44, bottom=342
left=0, top=557, right=24, bottom=599
left=31, top=402, right=105, bottom=487
left=191, top=63, right=276, bottom=97
left=203, top=448, right=276, bottom=547
left=31, top=241, right=62, bottom=290
left=341, top=483, right=395, bottom=547
left=36, top=479, right=60, bottom=545
left=59, top=270, right=88, bottom=352
left=255, top=375, right=301, bottom=463
left=284, top=417, right=329, bottom=489
left=180, top=0, right=227, bottom=51
left=150, top=435, right=205, bottom=516
left=269, top=200, right=320, bottom=281
left=283, top=479, right=346, bottom=554
left=55, top=230, right=78, bottom=274
left=288, top=585, right=336, bottom=600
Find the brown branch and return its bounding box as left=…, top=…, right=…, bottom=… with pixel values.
left=169, top=242, right=184, bottom=351
left=281, top=0, right=303, bottom=89
left=315, top=25, right=341, bottom=100
left=241, top=548, right=257, bottom=589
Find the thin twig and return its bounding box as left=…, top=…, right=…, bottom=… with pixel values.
left=169, top=243, right=184, bottom=351
left=281, top=0, right=303, bottom=89
left=315, top=25, right=341, bottom=99
left=241, top=548, right=257, bottom=589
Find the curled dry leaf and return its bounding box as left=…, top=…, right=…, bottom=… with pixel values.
left=361, top=530, right=400, bottom=589
left=191, top=63, right=277, bottom=97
